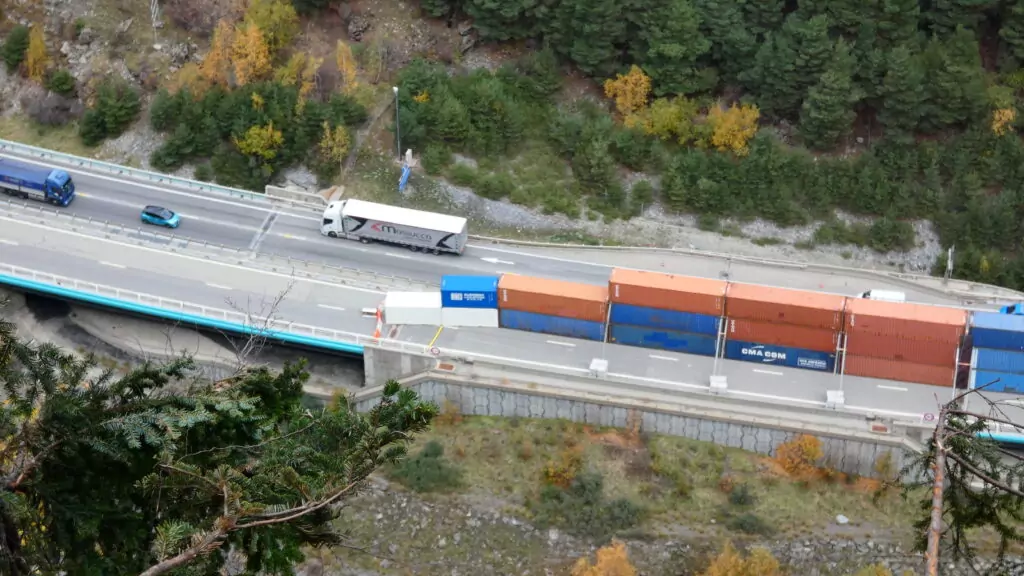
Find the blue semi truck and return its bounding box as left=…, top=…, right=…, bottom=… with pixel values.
left=0, top=158, right=75, bottom=206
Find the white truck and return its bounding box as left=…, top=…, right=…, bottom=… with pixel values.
left=319, top=199, right=468, bottom=255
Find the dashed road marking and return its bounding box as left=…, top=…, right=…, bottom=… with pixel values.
left=99, top=261, right=126, bottom=269
left=546, top=340, right=576, bottom=348
left=318, top=304, right=347, bottom=312
left=752, top=369, right=784, bottom=376
left=0, top=239, right=18, bottom=246
left=649, top=354, right=678, bottom=362
left=206, top=283, right=232, bottom=290
left=877, top=384, right=908, bottom=392
left=384, top=252, right=412, bottom=260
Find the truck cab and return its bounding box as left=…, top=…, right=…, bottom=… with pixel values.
left=1001, top=303, right=1024, bottom=315
left=0, top=159, right=75, bottom=206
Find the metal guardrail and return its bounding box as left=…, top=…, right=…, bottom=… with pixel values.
left=0, top=200, right=435, bottom=292
left=0, top=140, right=323, bottom=213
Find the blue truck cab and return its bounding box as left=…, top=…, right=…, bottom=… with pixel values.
left=1001, top=303, right=1024, bottom=315
left=0, top=158, right=75, bottom=206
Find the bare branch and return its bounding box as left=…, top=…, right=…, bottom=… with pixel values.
left=944, top=450, right=1024, bottom=499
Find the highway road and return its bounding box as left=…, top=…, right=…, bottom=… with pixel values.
left=0, top=214, right=992, bottom=423
left=0, top=150, right=995, bottom=306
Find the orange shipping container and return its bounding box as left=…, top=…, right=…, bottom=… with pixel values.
left=843, top=355, right=955, bottom=387
left=727, top=318, right=839, bottom=353
left=846, top=333, right=960, bottom=367
left=609, top=268, right=726, bottom=316
left=844, top=298, right=967, bottom=343
left=725, top=283, right=846, bottom=330
left=498, top=274, right=608, bottom=323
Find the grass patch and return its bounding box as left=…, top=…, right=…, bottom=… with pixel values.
left=0, top=116, right=98, bottom=157
left=400, top=415, right=921, bottom=540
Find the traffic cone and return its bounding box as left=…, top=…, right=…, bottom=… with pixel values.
left=373, top=305, right=383, bottom=339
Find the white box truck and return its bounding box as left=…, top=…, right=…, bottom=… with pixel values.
left=320, top=199, right=468, bottom=255
left=383, top=291, right=443, bottom=325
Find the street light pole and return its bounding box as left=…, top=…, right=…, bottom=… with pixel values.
left=392, top=86, right=401, bottom=162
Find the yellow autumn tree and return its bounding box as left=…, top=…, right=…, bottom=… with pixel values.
left=700, top=542, right=784, bottom=576
left=336, top=39, right=358, bottom=93
left=234, top=122, right=284, bottom=162
left=201, top=19, right=235, bottom=87
left=274, top=52, right=306, bottom=86
left=231, top=23, right=272, bottom=87
left=318, top=121, right=351, bottom=165
left=299, top=54, right=322, bottom=101
left=274, top=53, right=322, bottom=109
left=604, top=65, right=651, bottom=120
left=774, top=434, right=823, bottom=477
left=243, top=0, right=299, bottom=55
left=706, top=102, right=760, bottom=155
left=167, top=62, right=210, bottom=96
left=992, top=108, right=1016, bottom=136
left=637, top=97, right=698, bottom=144
left=571, top=540, right=637, bottom=576
left=25, top=26, right=48, bottom=83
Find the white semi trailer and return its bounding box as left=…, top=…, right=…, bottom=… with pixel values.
left=319, top=199, right=468, bottom=255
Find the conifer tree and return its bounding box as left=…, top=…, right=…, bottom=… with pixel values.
left=876, top=0, right=922, bottom=48
left=743, top=0, right=785, bottom=37
left=694, top=0, right=757, bottom=83
left=464, top=0, right=540, bottom=41
left=799, top=39, right=861, bottom=150
left=549, top=0, right=627, bottom=78
left=1000, top=0, right=1024, bottom=71
left=743, top=14, right=834, bottom=119
left=879, top=45, right=926, bottom=141
left=628, top=0, right=711, bottom=95
left=920, top=27, right=987, bottom=132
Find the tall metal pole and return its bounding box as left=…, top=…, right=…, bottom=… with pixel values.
left=392, top=86, right=401, bottom=161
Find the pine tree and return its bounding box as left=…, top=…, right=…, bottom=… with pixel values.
left=25, top=26, right=47, bottom=83
left=1, top=25, right=29, bottom=73
left=549, top=0, right=627, bottom=78
left=1000, top=0, right=1024, bottom=71
left=878, top=45, right=926, bottom=141
left=742, top=31, right=799, bottom=119
left=920, top=27, right=987, bottom=132
left=694, top=0, right=757, bottom=83
left=791, top=14, right=835, bottom=92
left=876, top=0, right=921, bottom=48
left=464, top=0, right=541, bottom=41
left=743, top=0, right=785, bottom=37
left=628, top=0, right=712, bottom=95
left=799, top=39, right=861, bottom=150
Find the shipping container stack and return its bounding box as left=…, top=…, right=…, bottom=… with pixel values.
left=439, top=275, right=500, bottom=328
left=842, top=299, right=966, bottom=387
left=967, top=312, right=1024, bottom=394
left=723, top=284, right=844, bottom=372
left=606, top=268, right=726, bottom=355
left=497, top=274, right=609, bottom=341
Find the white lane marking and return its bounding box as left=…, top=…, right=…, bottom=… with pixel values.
left=753, top=369, right=784, bottom=376
left=481, top=257, right=515, bottom=265
left=280, top=233, right=310, bottom=241
left=845, top=405, right=925, bottom=420
left=730, top=390, right=826, bottom=406
left=877, top=384, right=908, bottom=392
left=99, top=261, right=126, bottom=269
left=384, top=252, right=412, bottom=260
left=0, top=239, right=18, bottom=246
left=546, top=340, right=576, bottom=347
left=206, top=283, right=232, bottom=290
left=318, top=304, right=347, bottom=312
left=649, top=354, right=678, bottom=362
left=0, top=153, right=319, bottom=222
left=0, top=215, right=384, bottom=295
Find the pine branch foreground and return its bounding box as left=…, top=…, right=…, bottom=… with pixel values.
left=0, top=299, right=438, bottom=575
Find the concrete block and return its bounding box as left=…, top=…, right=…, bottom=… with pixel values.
left=709, top=374, right=728, bottom=394
left=589, top=358, right=608, bottom=378
left=825, top=389, right=845, bottom=410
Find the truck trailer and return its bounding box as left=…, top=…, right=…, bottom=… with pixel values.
left=0, top=158, right=75, bottom=206
left=319, top=199, right=468, bottom=255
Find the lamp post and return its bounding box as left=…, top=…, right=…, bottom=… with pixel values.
left=392, top=86, right=401, bottom=162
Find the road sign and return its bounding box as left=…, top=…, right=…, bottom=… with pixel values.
left=923, top=413, right=935, bottom=422
left=430, top=346, right=440, bottom=356
left=398, top=164, right=411, bottom=192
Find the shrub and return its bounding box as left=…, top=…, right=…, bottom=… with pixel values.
left=867, top=216, right=915, bottom=252
left=700, top=541, right=783, bottom=576
left=1, top=25, right=30, bottom=73
left=24, top=92, right=82, bottom=126
left=532, top=471, right=643, bottom=539
left=774, top=434, right=823, bottom=477
left=193, top=163, right=214, bottom=182
left=447, top=163, right=478, bottom=187
left=79, top=78, right=142, bottom=145
left=476, top=172, right=516, bottom=200
left=728, top=483, right=756, bottom=507
left=78, top=109, right=107, bottom=147
left=389, top=440, right=463, bottom=493
left=421, top=143, right=451, bottom=175
left=725, top=512, right=773, bottom=536
left=542, top=446, right=584, bottom=489
left=45, top=69, right=76, bottom=97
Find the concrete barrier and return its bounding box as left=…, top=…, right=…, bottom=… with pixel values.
left=265, top=185, right=328, bottom=206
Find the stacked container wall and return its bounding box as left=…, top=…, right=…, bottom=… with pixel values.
left=499, top=309, right=604, bottom=341
left=440, top=275, right=499, bottom=309
left=974, top=348, right=1024, bottom=374
left=845, top=333, right=960, bottom=366
left=723, top=340, right=836, bottom=372
left=608, top=268, right=726, bottom=316
left=440, top=307, right=499, bottom=328
left=725, top=283, right=846, bottom=330
left=970, top=311, right=1024, bottom=351
left=972, top=370, right=1024, bottom=394
left=844, top=298, right=967, bottom=343
left=609, top=324, right=718, bottom=356
left=498, top=274, right=608, bottom=323
left=843, top=355, right=955, bottom=387
left=726, top=318, right=839, bottom=353
left=610, top=303, right=720, bottom=335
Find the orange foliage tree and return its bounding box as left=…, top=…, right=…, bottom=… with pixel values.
left=706, top=102, right=760, bottom=155
left=992, top=108, right=1016, bottom=136
left=774, top=434, right=824, bottom=477
left=571, top=540, right=637, bottom=576
left=336, top=39, right=358, bottom=94
left=25, top=26, right=47, bottom=83
left=700, top=541, right=784, bottom=576
left=604, top=65, right=651, bottom=120
left=201, top=19, right=235, bottom=87
left=231, top=23, right=272, bottom=86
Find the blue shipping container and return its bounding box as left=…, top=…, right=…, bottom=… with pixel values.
left=724, top=340, right=836, bottom=372
left=974, top=347, right=1024, bottom=374
left=609, top=303, right=720, bottom=335
left=499, top=309, right=604, bottom=341
left=440, top=275, right=499, bottom=309
left=971, top=311, right=1024, bottom=351
left=609, top=324, right=717, bottom=356
left=972, top=370, right=1024, bottom=394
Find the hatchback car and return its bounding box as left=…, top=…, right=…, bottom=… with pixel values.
left=140, top=205, right=180, bottom=228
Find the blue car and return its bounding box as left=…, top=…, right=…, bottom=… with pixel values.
left=141, top=205, right=180, bottom=228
